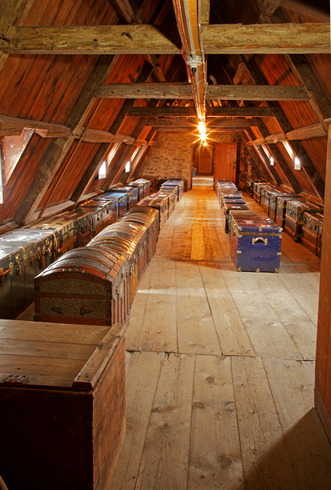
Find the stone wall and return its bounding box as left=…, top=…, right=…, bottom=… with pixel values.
left=134, top=132, right=196, bottom=189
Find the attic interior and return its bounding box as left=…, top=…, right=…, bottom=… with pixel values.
left=0, top=0, right=331, bottom=488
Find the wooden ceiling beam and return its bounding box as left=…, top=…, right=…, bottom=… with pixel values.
left=1, top=23, right=329, bottom=55
left=1, top=25, right=181, bottom=55
left=0, top=114, right=71, bottom=138
left=128, top=106, right=275, bottom=117
left=96, top=83, right=192, bottom=99
left=96, top=83, right=309, bottom=100
left=145, top=117, right=257, bottom=130
left=206, top=84, right=309, bottom=101
left=201, top=23, right=330, bottom=54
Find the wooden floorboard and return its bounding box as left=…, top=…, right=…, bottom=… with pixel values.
left=110, top=177, right=331, bottom=489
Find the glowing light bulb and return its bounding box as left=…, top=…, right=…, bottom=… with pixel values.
left=198, top=121, right=206, bottom=140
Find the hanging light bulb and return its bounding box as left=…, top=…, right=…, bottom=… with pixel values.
left=198, top=120, right=207, bottom=146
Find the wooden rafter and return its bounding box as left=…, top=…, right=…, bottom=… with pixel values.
left=80, top=128, right=135, bottom=145
left=247, top=122, right=327, bottom=145
left=1, top=23, right=329, bottom=55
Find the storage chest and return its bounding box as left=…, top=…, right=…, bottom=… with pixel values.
left=231, top=218, right=282, bottom=272
left=0, top=320, right=126, bottom=490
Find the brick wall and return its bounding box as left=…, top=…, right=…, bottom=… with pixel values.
left=134, top=132, right=196, bottom=189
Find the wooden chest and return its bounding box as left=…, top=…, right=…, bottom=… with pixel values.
left=223, top=202, right=250, bottom=232
left=123, top=206, right=159, bottom=262
left=114, top=186, right=139, bottom=208
left=0, top=229, right=57, bottom=319
left=285, top=199, right=321, bottom=241
left=138, top=194, right=169, bottom=229
left=0, top=320, right=126, bottom=490
left=161, top=179, right=185, bottom=200
left=268, top=191, right=295, bottom=222
left=158, top=188, right=177, bottom=216
left=301, top=211, right=324, bottom=256
left=81, top=197, right=119, bottom=234
left=260, top=185, right=277, bottom=215
left=35, top=245, right=129, bottom=325
left=94, top=192, right=127, bottom=218
left=253, top=181, right=266, bottom=204
left=127, top=181, right=145, bottom=201
left=134, top=178, right=152, bottom=197
left=275, top=194, right=299, bottom=228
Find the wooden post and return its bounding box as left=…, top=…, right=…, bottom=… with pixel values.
left=315, top=122, right=331, bottom=440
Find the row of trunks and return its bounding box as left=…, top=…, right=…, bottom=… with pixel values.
left=216, top=180, right=282, bottom=273
left=247, top=180, right=324, bottom=256
left=34, top=181, right=185, bottom=327
left=0, top=178, right=152, bottom=319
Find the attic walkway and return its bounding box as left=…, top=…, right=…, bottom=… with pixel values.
left=109, top=176, right=331, bottom=489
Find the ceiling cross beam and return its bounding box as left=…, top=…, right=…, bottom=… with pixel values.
left=95, top=83, right=310, bottom=100
left=1, top=23, right=329, bottom=55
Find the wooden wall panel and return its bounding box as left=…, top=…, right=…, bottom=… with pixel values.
left=315, top=124, right=331, bottom=441
left=0, top=135, right=51, bottom=222
left=301, top=138, right=327, bottom=180
left=276, top=142, right=318, bottom=195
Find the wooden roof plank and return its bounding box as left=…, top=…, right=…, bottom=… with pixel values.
left=13, top=55, right=115, bottom=225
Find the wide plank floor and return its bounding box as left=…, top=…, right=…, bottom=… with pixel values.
left=109, top=177, right=331, bottom=489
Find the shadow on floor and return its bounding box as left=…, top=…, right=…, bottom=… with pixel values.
left=239, top=408, right=331, bottom=489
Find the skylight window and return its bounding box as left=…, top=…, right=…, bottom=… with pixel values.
left=294, top=156, right=301, bottom=170
left=283, top=141, right=295, bottom=160
left=98, top=160, right=107, bottom=179
left=125, top=161, right=131, bottom=173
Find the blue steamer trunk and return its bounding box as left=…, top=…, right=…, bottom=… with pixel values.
left=232, top=220, right=282, bottom=272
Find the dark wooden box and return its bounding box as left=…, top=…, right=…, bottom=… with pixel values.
left=0, top=320, right=126, bottom=490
